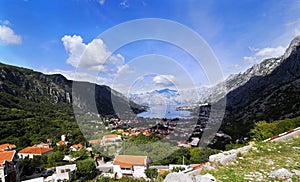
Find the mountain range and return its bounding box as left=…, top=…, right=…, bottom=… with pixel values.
left=1, top=36, right=300, bottom=143
left=221, top=36, right=300, bottom=138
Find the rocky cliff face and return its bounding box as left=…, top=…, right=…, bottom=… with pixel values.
left=221, top=36, right=300, bottom=137
left=205, top=56, right=283, bottom=103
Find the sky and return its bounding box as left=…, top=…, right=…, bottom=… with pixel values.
left=0, top=0, right=300, bottom=94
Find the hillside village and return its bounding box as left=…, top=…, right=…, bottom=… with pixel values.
left=1, top=117, right=300, bottom=182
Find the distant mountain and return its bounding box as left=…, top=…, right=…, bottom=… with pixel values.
left=220, top=36, right=300, bottom=138
left=129, top=87, right=210, bottom=106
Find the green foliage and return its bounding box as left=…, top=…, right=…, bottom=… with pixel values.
left=76, top=158, right=96, bottom=178
left=151, top=146, right=218, bottom=166
left=171, top=166, right=185, bottom=172
left=189, top=147, right=218, bottom=164
left=20, top=155, right=47, bottom=176
left=145, top=168, right=158, bottom=179
left=70, top=149, right=88, bottom=158
left=250, top=116, right=300, bottom=141
left=157, top=171, right=170, bottom=181
left=47, top=151, right=64, bottom=166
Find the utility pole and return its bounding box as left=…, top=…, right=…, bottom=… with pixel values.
left=182, top=156, right=185, bottom=165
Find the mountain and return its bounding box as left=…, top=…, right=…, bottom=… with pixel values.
left=129, top=87, right=210, bottom=106
left=204, top=57, right=283, bottom=103
left=0, top=62, right=144, bottom=116
left=0, top=62, right=144, bottom=147
left=221, top=36, right=300, bottom=138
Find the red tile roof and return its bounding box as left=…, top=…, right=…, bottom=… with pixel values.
left=88, top=139, right=101, bottom=144
left=71, top=144, right=83, bottom=149
left=57, top=140, right=66, bottom=145
left=113, top=155, right=147, bottom=168
left=0, top=150, right=16, bottom=164
left=18, top=147, right=53, bottom=155
left=103, top=134, right=120, bottom=139
left=0, top=144, right=16, bottom=151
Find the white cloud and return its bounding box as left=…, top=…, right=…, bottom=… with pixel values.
left=0, top=20, right=11, bottom=26
left=61, top=34, right=126, bottom=73
left=99, top=0, right=105, bottom=5
left=153, top=74, right=175, bottom=87
left=244, top=46, right=286, bottom=64
left=255, top=46, right=285, bottom=58
left=120, top=0, right=129, bottom=8
left=0, top=25, right=22, bottom=45
left=294, top=28, right=300, bottom=36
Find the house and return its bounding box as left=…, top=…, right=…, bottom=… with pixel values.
left=54, top=164, right=76, bottom=181
left=56, top=135, right=68, bottom=146
left=33, top=142, right=51, bottom=148
left=101, top=134, right=122, bottom=146
left=18, top=147, right=53, bottom=159
left=0, top=144, right=16, bottom=151
left=113, top=155, right=149, bottom=178
left=69, top=144, right=83, bottom=151
left=88, top=139, right=101, bottom=145
left=0, top=150, right=17, bottom=182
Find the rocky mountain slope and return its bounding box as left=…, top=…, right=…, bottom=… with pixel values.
left=221, top=36, right=300, bottom=138
left=0, top=63, right=144, bottom=117
left=204, top=57, right=283, bottom=103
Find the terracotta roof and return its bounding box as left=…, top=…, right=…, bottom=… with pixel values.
left=0, top=144, right=16, bottom=151
left=57, top=140, right=66, bottom=145
left=71, top=144, right=83, bottom=149
left=103, top=134, right=120, bottom=139
left=0, top=150, right=16, bottom=164
left=88, top=139, right=101, bottom=144
left=113, top=155, right=147, bottom=168
left=19, top=147, right=53, bottom=155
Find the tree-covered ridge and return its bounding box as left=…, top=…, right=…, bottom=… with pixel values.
left=0, top=62, right=145, bottom=148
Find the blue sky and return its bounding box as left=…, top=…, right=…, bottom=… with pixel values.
left=0, top=0, right=300, bottom=93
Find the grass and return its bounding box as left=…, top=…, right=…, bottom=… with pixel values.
left=202, top=135, right=300, bottom=181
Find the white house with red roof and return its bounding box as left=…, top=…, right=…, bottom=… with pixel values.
left=0, top=150, right=17, bottom=182
left=113, top=155, right=149, bottom=178
left=18, top=147, right=53, bottom=159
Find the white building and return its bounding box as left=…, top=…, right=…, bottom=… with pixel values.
left=101, top=134, right=122, bottom=146
left=0, top=150, right=17, bottom=182
left=18, top=147, right=53, bottom=159
left=113, top=155, right=149, bottom=178
left=54, top=164, right=76, bottom=181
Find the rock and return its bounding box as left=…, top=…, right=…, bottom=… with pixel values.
left=292, top=169, right=300, bottom=176
left=209, top=145, right=252, bottom=165
left=194, top=173, right=217, bottom=182
left=268, top=168, right=294, bottom=179
left=164, top=172, right=193, bottom=182
left=201, top=163, right=216, bottom=171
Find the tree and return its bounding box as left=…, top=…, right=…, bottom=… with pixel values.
left=47, top=151, right=64, bottom=166
left=145, top=168, right=158, bottom=180
left=76, top=158, right=96, bottom=178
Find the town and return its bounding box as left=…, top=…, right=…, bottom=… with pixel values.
left=0, top=111, right=232, bottom=182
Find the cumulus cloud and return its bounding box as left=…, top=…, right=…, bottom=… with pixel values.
left=153, top=74, right=175, bottom=87
left=0, top=24, right=22, bottom=45
left=243, top=46, right=286, bottom=64
left=61, top=35, right=126, bottom=73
